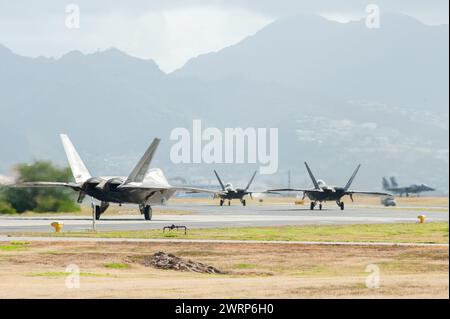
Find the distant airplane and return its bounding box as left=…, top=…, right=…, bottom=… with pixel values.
left=269, top=162, right=391, bottom=210
left=382, top=177, right=435, bottom=197
left=16, top=135, right=213, bottom=220
left=213, top=170, right=257, bottom=206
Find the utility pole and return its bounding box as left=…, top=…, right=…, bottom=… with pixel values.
left=288, top=170, right=291, bottom=189
left=288, top=170, right=292, bottom=197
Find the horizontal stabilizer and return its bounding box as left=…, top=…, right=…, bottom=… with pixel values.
left=14, top=181, right=82, bottom=191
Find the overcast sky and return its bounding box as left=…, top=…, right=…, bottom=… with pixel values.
left=0, top=0, right=448, bottom=72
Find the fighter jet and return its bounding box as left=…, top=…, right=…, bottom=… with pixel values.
left=269, top=162, right=391, bottom=210
left=213, top=170, right=257, bottom=206
left=382, top=177, right=435, bottom=197
left=17, top=135, right=213, bottom=220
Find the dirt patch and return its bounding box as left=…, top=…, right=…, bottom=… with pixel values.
left=0, top=242, right=447, bottom=298
left=142, top=251, right=226, bottom=274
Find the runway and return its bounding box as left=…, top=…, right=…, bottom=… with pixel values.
left=0, top=203, right=448, bottom=233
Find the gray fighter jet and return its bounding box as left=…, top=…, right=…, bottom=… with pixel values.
left=382, top=177, right=435, bottom=197
left=213, top=170, right=257, bottom=206
left=17, top=135, right=213, bottom=220
left=269, top=162, right=391, bottom=210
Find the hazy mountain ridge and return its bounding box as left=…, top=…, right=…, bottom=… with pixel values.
left=0, top=15, right=448, bottom=192
left=174, top=14, right=449, bottom=111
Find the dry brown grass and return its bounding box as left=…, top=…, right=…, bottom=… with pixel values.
left=0, top=241, right=447, bottom=299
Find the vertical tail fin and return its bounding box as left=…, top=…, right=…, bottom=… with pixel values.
left=245, top=171, right=257, bottom=191
left=125, top=138, right=161, bottom=184
left=304, top=162, right=320, bottom=190
left=344, top=164, right=361, bottom=191
left=390, top=176, right=399, bottom=187
left=60, top=134, right=91, bottom=183
left=214, top=170, right=226, bottom=191
left=382, top=177, right=390, bottom=190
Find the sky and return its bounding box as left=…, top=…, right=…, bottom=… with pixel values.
left=0, top=0, right=448, bottom=72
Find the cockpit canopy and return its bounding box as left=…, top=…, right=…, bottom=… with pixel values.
left=225, top=183, right=234, bottom=190
left=317, top=179, right=327, bottom=188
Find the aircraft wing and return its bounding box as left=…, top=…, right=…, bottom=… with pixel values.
left=346, top=191, right=392, bottom=197
left=169, top=186, right=219, bottom=195
left=118, top=184, right=218, bottom=194
left=14, top=182, right=82, bottom=191
left=267, top=188, right=322, bottom=193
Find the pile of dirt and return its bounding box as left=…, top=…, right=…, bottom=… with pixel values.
left=143, top=252, right=226, bottom=274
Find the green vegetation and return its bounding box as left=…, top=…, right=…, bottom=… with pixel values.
left=234, top=263, right=257, bottom=269
left=0, top=241, right=30, bottom=251
left=104, top=263, right=130, bottom=269
left=18, top=222, right=449, bottom=244
left=0, top=161, right=80, bottom=214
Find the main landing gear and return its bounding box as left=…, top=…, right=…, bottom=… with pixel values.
left=241, top=199, right=247, bottom=206
left=219, top=199, right=232, bottom=206
left=337, top=201, right=345, bottom=211
left=92, top=202, right=110, bottom=220
left=310, top=202, right=323, bottom=210
left=139, top=204, right=153, bottom=221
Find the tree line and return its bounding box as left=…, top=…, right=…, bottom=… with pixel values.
left=0, top=161, right=80, bottom=214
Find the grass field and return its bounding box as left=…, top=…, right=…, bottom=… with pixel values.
left=14, top=222, right=449, bottom=244
left=0, top=240, right=447, bottom=298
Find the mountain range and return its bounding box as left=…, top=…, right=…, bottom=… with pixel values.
left=0, top=14, right=448, bottom=192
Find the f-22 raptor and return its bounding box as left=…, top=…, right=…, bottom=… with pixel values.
left=213, top=170, right=257, bottom=206
left=18, top=135, right=213, bottom=220
left=269, top=162, right=391, bottom=210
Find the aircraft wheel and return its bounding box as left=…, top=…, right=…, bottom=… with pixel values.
left=144, top=206, right=153, bottom=221
left=94, top=206, right=102, bottom=220
left=242, top=200, right=246, bottom=207
left=319, top=203, right=323, bottom=210
left=310, top=202, right=315, bottom=210
left=340, top=202, right=345, bottom=211
left=220, top=200, right=224, bottom=206
left=228, top=201, right=231, bottom=206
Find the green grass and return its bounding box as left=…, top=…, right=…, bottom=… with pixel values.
left=234, top=263, right=258, bottom=269
left=12, top=222, right=449, bottom=244
left=104, top=263, right=130, bottom=269
left=0, top=241, right=31, bottom=251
